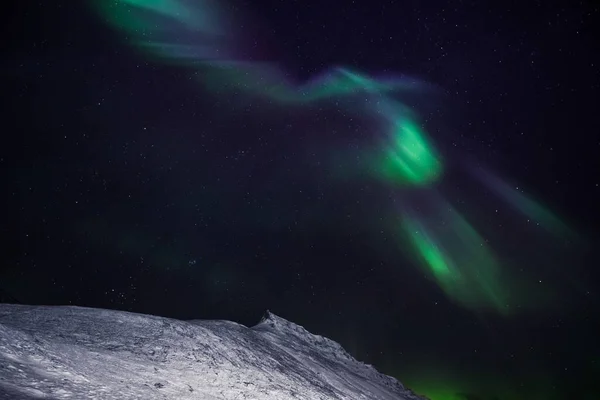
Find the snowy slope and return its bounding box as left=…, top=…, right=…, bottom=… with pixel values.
left=0, top=304, right=425, bottom=400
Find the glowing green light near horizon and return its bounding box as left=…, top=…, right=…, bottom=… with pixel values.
left=401, top=366, right=563, bottom=400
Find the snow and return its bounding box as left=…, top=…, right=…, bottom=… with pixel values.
left=0, top=305, right=425, bottom=400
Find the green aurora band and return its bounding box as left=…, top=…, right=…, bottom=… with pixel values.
left=89, top=0, right=572, bottom=315
left=399, top=199, right=511, bottom=314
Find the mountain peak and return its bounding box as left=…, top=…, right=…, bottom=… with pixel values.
left=255, top=310, right=355, bottom=362
left=257, top=310, right=316, bottom=337
left=259, top=310, right=301, bottom=329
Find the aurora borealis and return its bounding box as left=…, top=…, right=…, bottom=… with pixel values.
left=4, top=0, right=600, bottom=399
left=88, top=0, right=572, bottom=315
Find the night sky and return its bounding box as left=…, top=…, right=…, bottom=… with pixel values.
left=3, top=1, right=600, bottom=399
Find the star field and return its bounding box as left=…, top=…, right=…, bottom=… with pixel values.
left=3, top=1, right=600, bottom=399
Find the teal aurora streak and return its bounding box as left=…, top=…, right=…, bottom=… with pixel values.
left=90, top=0, right=572, bottom=314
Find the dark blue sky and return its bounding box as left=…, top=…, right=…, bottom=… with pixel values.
left=3, top=1, right=599, bottom=399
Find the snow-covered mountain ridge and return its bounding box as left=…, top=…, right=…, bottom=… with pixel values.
left=0, top=304, right=426, bottom=400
